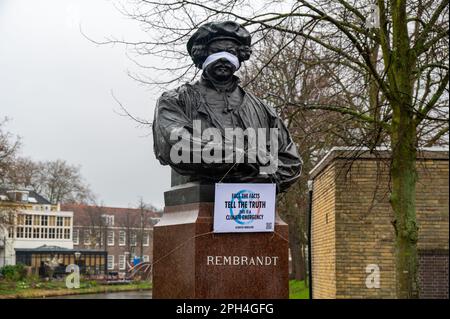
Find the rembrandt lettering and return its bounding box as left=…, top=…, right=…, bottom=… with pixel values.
left=206, top=255, right=279, bottom=266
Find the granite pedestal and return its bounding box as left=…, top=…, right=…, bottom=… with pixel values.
left=152, top=183, right=289, bottom=299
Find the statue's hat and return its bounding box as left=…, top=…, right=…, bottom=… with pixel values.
left=187, top=21, right=251, bottom=56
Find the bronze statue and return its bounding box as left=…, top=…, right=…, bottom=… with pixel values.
left=153, top=21, right=302, bottom=193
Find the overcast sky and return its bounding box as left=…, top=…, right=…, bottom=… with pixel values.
left=0, top=0, right=171, bottom=209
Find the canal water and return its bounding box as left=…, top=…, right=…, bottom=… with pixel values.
left=46, top=290, right=152, bottom=299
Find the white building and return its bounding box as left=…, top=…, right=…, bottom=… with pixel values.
left=0, top=189, right=73, bottom=267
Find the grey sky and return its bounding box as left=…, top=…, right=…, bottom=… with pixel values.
left=0, top=0, right=170, bottom=209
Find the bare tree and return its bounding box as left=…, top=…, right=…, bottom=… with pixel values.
left=3, top=157, right=43, bottom=192
left=115, top=201, right=155, bottom=271
left=0, top=118, right=20, bottom=186
left=0, top=119, right=21, bottom=231
left=136, top=197, right=152, bottom=260
left=84, top=204, right=109, bottom=250
left=117, top=210, right=138, bottom=270
left=1, top=120, right=94, bottom=205
left=241, top=34, right=361, bottom=281
left=39, top=160, right=94, bottom=204
left=5, top=158, right=95, bottom=205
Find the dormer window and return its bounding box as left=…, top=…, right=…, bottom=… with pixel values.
left=6, top=190, right=30, bottom=202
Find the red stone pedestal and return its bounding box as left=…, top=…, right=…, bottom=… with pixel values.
left=152, top=201, right=289, bottom=299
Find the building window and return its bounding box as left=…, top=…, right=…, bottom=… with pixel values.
left=33, top=215, right=40, bottom=225
left=17, top=215, right=24, bottom=225
left=25, top=227, right=32, bottom=238
left=107, top=255, right=114, bottom=270
left=92, top=230, right=100, bottom=247
left=64, top=229, right=70, bottom=239
left=48, top=228, right=55, bottom=239
left=107, top=231, right=114, bottom=246
left=33, top=227, right=39, bottom=239
left=130, top=232, right=137, bottom=246
left=143, top=232, right=149, bottom=246
left=102, top=215, right=114, bottom=227
left=73, top=229, right=79, bottom=245
left=99, top=231, right=104, bottom=247
left=57, top=216, right=63, bottom=227
left=41, top=215, right=48, bottom=226
left=25, top=215, right=32, bottom=226
left=64, top=217, right=71, bottom=227
left=143, top=255, right=149, bottom=262
left=56, top=228, right=63, bottom=239
left=41, top=227, right=48, bottom=239
left=17, top=227, right=24, bottom=238
left=119, top=230, right=126, bottom=246
left=119, top=255, right=126, bottom=270
left=7, top=227, right=14, bottom=238
left=84, top=230, right=91, bottom=245
left=49, top=216, right=56, bottom=226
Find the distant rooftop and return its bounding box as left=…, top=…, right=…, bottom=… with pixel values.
left=0, top=188, right=52, bottom=205
left=61, top=203, right=163, bottom=226
left=15, top=244, right=106, bottom=253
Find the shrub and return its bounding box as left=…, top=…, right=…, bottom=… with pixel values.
left=0, top=264, right=27, bottom=281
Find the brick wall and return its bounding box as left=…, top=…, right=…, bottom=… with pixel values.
left=418, top=250, right=449, bottom=299
left=311, top=163, right=336, bottom=298
left=62, top=204, right=162, bottom=274
left=333, top=159, right=396, bottom=298
left=310, top=149, right=449, bottom=299
left=73, top=226, right=154, bottom=273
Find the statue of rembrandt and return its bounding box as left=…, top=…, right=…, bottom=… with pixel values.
left=153, top=21, right=302, bottom=193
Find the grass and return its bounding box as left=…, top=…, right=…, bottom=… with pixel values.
left=0, top=280, right=152, bottom=299
left=289, top=280, right=309, bottom=299
left=2, top=278, right=305, bottom=299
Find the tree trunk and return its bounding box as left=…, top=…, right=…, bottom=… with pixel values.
left=388, top=0, right=420, bottom=298
left=140, top=235, right=144, bottom=260
left=303, top=245, right=309, bottom=288
left=289, top=220, right=306, bottom=281
left=390, top=105, right=419, bottom=298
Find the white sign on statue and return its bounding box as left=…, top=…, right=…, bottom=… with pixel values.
left=213, top=183, right=276, bottom=233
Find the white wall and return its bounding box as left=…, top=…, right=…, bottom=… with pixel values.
left=0, top=210, right=74, bottom=267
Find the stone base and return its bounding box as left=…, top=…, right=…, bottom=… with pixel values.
left=152, top=185, right=289, bottom=299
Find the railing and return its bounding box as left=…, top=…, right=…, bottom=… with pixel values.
left=126, top=261, right=152, bottom=281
